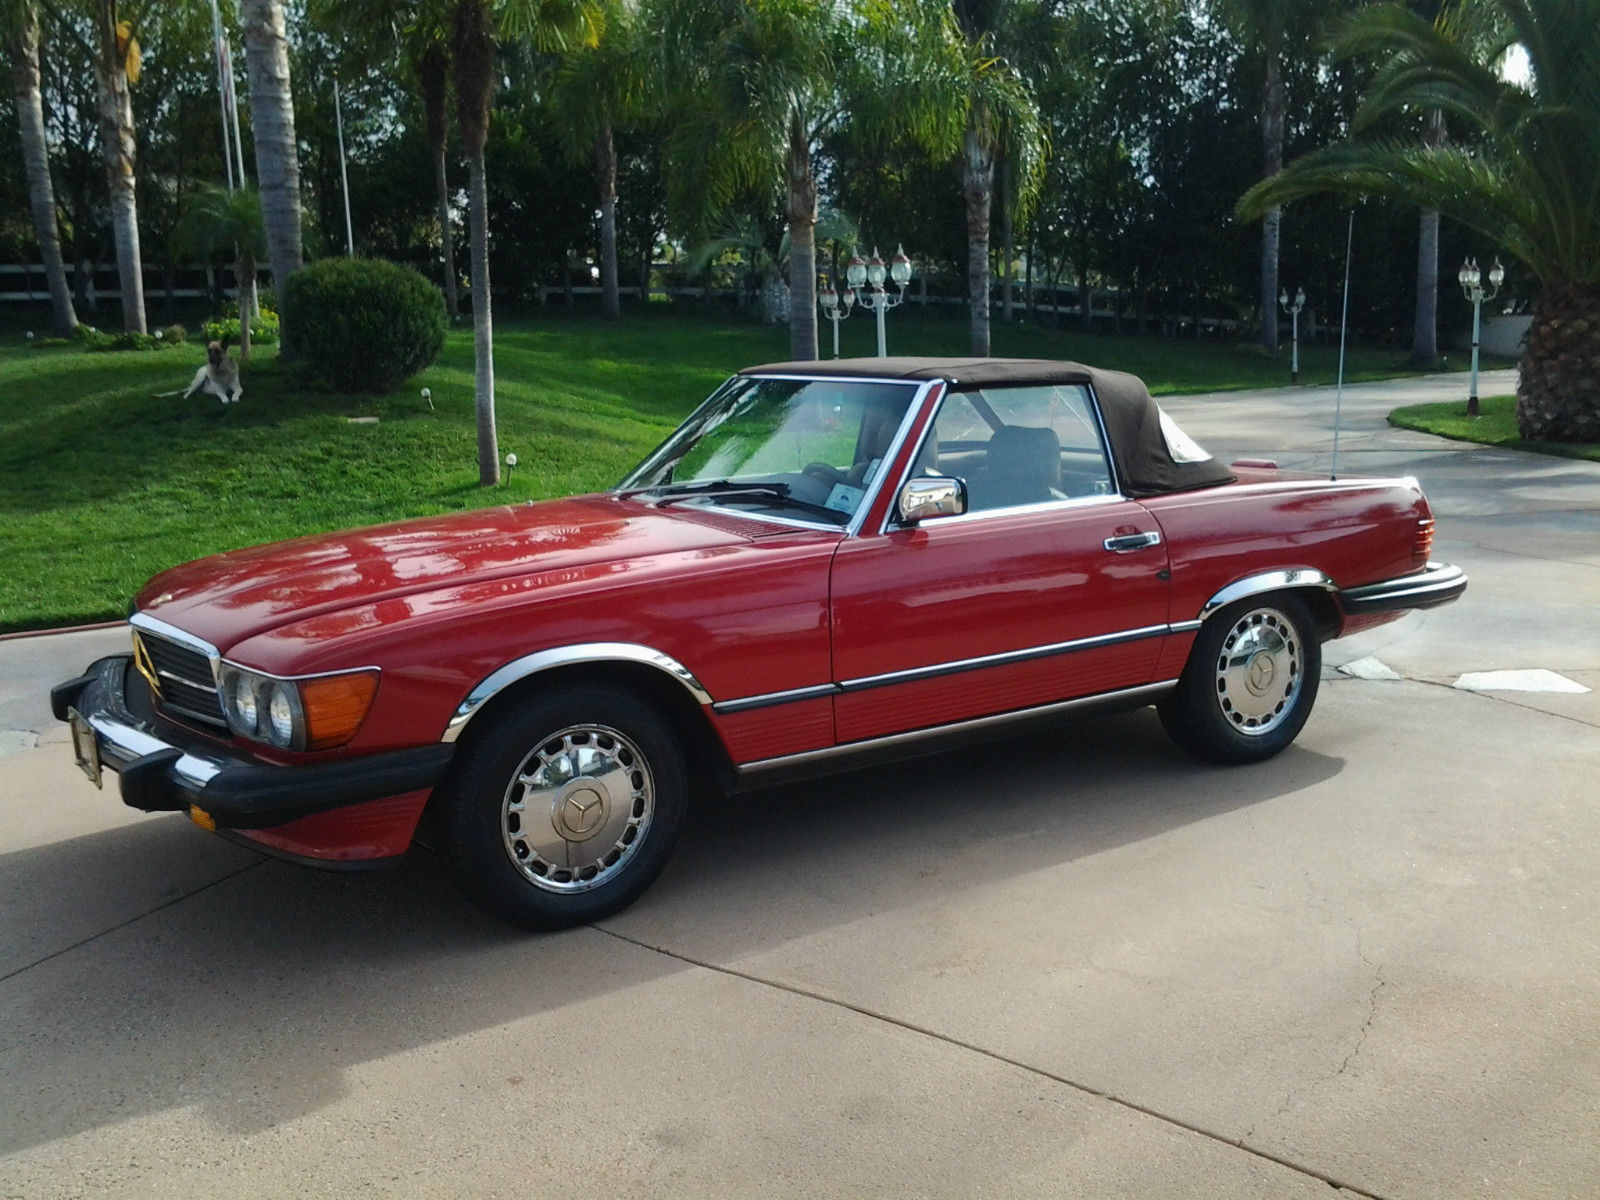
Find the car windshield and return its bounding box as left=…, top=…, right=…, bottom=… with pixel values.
left=617, top=376, right=920, bottom=526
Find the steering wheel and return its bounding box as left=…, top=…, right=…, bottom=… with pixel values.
left=802, top=462, right=847, bottom=487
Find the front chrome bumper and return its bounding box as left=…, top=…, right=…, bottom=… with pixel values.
left=52, top=656, right=452, bottom=828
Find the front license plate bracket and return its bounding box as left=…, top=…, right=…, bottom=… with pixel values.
left=68, top=708, right=103, bottom=789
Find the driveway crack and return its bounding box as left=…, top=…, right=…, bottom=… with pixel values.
left=597, top=925, right=1396, bottom=1200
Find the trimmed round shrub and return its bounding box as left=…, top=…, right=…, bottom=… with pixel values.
left=283, top=257, right=447, bottom=393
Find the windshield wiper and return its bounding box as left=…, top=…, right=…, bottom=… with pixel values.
left=648, top=480, right=792, bottom=507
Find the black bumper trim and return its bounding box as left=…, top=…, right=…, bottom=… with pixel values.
left=1339, top=562, right=1468, bottom=615
left=58, top=655, right=453, bottom=829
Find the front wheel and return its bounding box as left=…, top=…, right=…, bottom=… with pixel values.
left=1158, top=594, right=1322, bottom=765
left=435, top=684, right=688, bottom=930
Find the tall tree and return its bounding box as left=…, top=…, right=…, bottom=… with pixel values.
left=5, top=0, right=77, bottom=334
left=415, top=37, right=460, bottom=318
left=1241, top=0, right=1600, bottom=442
left=549, top=0, right=649, bottom=320
left=239, top=0, right=303, bottom=345
left=454, top=0, right=602, bottom=486
left=951, top=0, right=1045, bottom=356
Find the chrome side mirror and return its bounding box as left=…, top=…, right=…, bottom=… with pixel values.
left=897, top=476, right=967, bottom=524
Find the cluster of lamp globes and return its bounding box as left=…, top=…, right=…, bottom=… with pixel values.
left=1458, top=257, right=1505, bottom=299
left=818, top=245, right=914, bottom=316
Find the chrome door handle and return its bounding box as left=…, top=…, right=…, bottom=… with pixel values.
left=1104, top=531, right=1162, bottom=553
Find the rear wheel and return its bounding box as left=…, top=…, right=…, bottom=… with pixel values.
left=1159, top=594, right=1321, bottom=764
left=436, top=684, right=687, bottom=930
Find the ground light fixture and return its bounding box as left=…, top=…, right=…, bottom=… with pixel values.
left=1459, top=257, right=1504, bottom=418
left=1279, top=287, right=1306, bottom=384
left=820, top=245, right=914, bottom=358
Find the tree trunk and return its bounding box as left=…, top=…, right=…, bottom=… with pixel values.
left=1000, top=159, right=1014, bottom=324
left=785, top=116, right=817, bottom=361
left=963, top=124, right=993, bottom=356
left=93, top=4, right=144, bottom=334
left=8, top=4, right=77, bottom=336
left=1410, top=110, right=1445, bottom=367
left=595, top=119, right=619, bottom=320
left=240, top=0, right=303, bottom=352
left=1411, top=207, right=1440, bottom=367
left=417, top=44, right=458, bottom=318
left=1258, top=46, right=1283, bottom=353
left=1516, top=283, right=1600, bottom=442
left=467, top=150, right=499, bottom=484
left=236, top=256, right=254, bottom=362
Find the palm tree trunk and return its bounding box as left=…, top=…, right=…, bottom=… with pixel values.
left=467, top=150, right=499, bottom=484
left=236, top=255, right=254, bottom=361
left=785, top=118, right=818, bottom=361
left=1516, top=283, right=1600, bottom=442
left=1000, top=159, right=1014, bottom=324
left=417, top=44, right=459, bottom=318
left=8, top=4, right=77, bottom=336
left=93, top=3, right=144, bottom=334
left=239, top=0, right=303, bottom=351
left=595, top=119, right=619, bottom=320
left=1411, top=207, right=1440, bottom=366
left=1258, top=46, right=1283, bottom=354
left=1410, top=110, right=1445, bottom=367
left=964, top=124, right=993, bottom=357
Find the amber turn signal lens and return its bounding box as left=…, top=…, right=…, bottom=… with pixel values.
left=1414, top=517, right=1436, bottom=565
left=188, top=805, right=216, bottom=831
left=301, top=671, right=379, bottom=750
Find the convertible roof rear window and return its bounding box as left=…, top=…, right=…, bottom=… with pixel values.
left=740, top=357, right=1235, bottom=498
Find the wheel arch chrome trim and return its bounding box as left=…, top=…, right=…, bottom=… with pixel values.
left=442, top=643, right=714, bottom=743
left=1198, top=569, right=1337, bottom=623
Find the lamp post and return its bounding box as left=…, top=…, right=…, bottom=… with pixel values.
left=1458, top=257, right=1504, bottom=418
left=1278, top=287, right=1306, bottom=384
left=847, top=245, right=913, bottom=357
left=818, top=274, right=855, bottom=359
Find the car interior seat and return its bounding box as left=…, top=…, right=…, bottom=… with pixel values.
left=972, top=425, right=1062, bottom=509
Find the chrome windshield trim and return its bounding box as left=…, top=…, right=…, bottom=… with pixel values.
left=443, top=642, right=714, bottom=743
left=847, top=379, right=941, bottom=537
left=735, top=680, right=1178, bottom=780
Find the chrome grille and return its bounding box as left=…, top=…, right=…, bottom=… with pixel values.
left=135, top=630, right=228, bottom=728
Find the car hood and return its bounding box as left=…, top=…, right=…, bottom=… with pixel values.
left=134, top=495, right=758, bottom=652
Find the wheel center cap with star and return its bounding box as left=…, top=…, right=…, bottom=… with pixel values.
left=552, top=782, right=607, bottom=841
left=1245, top=651, right=1277, bottom=695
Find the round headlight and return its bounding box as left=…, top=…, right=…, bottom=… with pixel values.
left=230, top=674, right=258, bottom=733
left=267, top=684, right=296, bottom=746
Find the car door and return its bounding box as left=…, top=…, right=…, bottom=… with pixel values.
left=828, top=383, right=1171, bottom=745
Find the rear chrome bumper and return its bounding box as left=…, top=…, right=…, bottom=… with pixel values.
left=1339, top=562, right=1467, bottom=615
left=52, top=655, right=451, bottom=829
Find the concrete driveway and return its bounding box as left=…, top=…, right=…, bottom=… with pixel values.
left=3, top=368, right=1597, bottom=1199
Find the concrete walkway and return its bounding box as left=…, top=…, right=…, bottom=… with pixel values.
left=3, top=368, right=1598, bottom=1199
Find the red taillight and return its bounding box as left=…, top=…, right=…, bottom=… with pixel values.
left=1414, top=517, right=1435, bottom=565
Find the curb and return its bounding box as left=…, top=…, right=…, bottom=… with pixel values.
left=0, top=620, right=124, bottom=644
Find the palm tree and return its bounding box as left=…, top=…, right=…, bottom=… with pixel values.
left=238, top=0, right=303, bottom=348
left=4, top=0, right=78, bottom=335
left=549, top=0, right=649, bottom=320
left=177, top=184, right=267, bottom=361
left=415, top=38, right=460, bottom=319
left=951, top=0, right=1046, bottom=357
left=1240, top=0, right=1600, bottom=442
left=454, top=0, right=603, bottom=486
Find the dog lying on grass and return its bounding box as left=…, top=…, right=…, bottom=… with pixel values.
left=156, top=337, right=242, bottom=405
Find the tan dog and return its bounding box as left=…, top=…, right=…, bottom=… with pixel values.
left=169, top=337, right=242, bottom=404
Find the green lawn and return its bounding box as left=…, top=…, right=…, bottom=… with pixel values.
left=0, top=308, right=1504, bottom=632
left=1388, top=393, right=1600, bottom=463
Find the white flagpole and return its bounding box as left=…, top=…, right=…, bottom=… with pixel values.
left=1331, top=211, right=1354, bottom=481
left=334, top=75, right=355, bottom=255
left=209, top=0, right=234, bottom=190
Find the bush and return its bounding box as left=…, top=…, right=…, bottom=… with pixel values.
left=282, top=258, right=447, bottom=393
left=158, top=324, right=188, bottom=346
left=71, top=324, right=172, bottom=353
left=202, top=307, right=279, bottom=345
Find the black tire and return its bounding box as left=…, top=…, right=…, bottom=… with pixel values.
left=435, top=684, right=688, bottom=930
left=1158, top=593, right=1322, bottom=765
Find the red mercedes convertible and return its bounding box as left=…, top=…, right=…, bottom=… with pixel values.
left=54, top=358, right=1465, bottom=928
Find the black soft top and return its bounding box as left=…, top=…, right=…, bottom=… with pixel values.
left=740, top=356, right=1235, bottom=498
